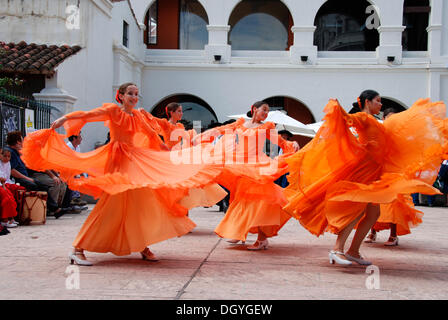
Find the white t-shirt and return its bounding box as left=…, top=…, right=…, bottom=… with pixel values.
left=0, top=161, right=14, bottom=184
left=67, top=141, right=80, bottom=152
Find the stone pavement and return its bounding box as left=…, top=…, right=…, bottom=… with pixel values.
left=1, top=204, right=448, bottom=300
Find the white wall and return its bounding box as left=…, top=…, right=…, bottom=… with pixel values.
left=142, top=66, right=429, bottom=124
left=111, top=1, right=146, bottom=95
left=442, top=0, right=448, bottom=56
left=0, top=0, right=85, bottom=46
left=137, top=0, right=446, bottom=123
left=2, top=0, right=447, bottom=147
left=0, top=0, right=146, bottom=151
left=56, top=0, right=115, bottom=151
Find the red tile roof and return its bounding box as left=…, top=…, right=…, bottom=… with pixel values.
left=0, top=41, right=82, bottom=76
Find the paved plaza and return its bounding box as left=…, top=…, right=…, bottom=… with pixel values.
left=1, top=204, right=448, bottom=300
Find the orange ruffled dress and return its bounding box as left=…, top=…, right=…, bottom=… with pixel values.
left=284, top=99, right=447, bottom=237
left=197, top=118, right=297, bottom=241
left=21, top=103, right=222, bottom=255
left=137, top=110, right=227, bottom=209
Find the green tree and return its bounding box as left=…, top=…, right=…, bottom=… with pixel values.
left=0, top=46, right=24, bottom=94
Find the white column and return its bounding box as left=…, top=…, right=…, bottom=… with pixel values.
left=204, top=25, right=231, bottom=63
left=33, top=75, right=77, bottom=124
left=428, top=0, right=443, bottom=63
left=376, top=26, right=406, bottom=64
left=289, top=26, right=317, bottom=65
left=428, top=72, right=441, bottom=101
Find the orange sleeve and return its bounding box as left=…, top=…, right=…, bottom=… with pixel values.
left=324, top=99, right=366, bottom=130
left=264, top=122, right=297, bottom=154
left=63, top=103, right=115, bottom=136
left=338, top=104, right=367, bottom=130
left=196, top=118, right=245, bottom=144
left=133, top=111, right=165, bottom=149
left=138, top=109, right=165, bottom=134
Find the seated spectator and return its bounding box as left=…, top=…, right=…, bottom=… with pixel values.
left=66, top=133, right=88, bottom=208
left=0, top=224, right=9, bottom=236
left=0, top=148, right=21, bottom=228
left=30, top=169, right=68, bottom=213
left=4, top=131, right=63, bottom=218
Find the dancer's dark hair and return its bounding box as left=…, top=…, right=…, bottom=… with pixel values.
left=350, top=90, right=380, bottom=113
left=115, top=82, right=137, bottom=104
left=247, top=101, right=269, bottom=118
left=165, top=102, right=181, bottom=119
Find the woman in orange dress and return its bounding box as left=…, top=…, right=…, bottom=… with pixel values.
left=21, top=83, right=222, bottom=265
left=138, top=103, right=227, bottom=210
left=197, top=101, right=299, bottom=250
left=364, top=108, right=408, bottom=247
left=284, top=90, right=446, bottom=266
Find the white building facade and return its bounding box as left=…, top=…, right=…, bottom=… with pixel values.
left=1, top=0, right=448, bottom=149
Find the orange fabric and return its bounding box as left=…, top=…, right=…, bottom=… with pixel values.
left=72, top=188, right=196, bottom=255
left=376, top=195, right=423, bottom=236
left=138, top=110, right=197, bottom=150
left=214, top=176, right=290, bottom=241
left=137, top=110, right=227, bottom=208
left=179, top=184, right=228, bottom=210
left=21, top=103, right=224, bottom=254
left=204, top=119, right=296, bottom=239
left=284, top=99, right=446, bottom=237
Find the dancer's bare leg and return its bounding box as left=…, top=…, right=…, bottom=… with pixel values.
left=247, top=228, right=268, bottom=250
left=332, top=212, right=364, bottom=260
left=346, top=203, right=380, bottom=258
left=389, top=223, right=397, bottom=238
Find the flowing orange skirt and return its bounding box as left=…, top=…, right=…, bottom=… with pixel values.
left=73, top=188, right=196, bottom=255
left=21, top=129, right=223, bottom=255
left=214, top=176, right=290, bottom=241
left=284, top=99, right=445, bottom=236
left=375, top=195, right=423, bottom=236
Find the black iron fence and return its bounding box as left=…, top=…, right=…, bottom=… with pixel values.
left=0, top=90, right=54, bottom=148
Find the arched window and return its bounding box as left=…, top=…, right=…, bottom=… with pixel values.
left=179, top=0, right=209, bottom=49
left=402, top=0, right=430, bottom=51
left=314, top=0, right=379, bottom=51
left=151, top=94, right=218, bottom=130
left=144, top=1, right=158, bottom=46
left=144, top=0, right=208, bottom=50
left=228, top=0, right=293, bottom=51
left=380, top=97, right=407, bottom=113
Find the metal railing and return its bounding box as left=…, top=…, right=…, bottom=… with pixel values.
left=0, top=90, right=54, bottom=148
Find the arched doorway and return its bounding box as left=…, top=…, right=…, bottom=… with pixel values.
left=314, top=0, right=380, bottom=51
left=380, top=97, right=407, bottom=116
left=228, top=0, right=294, bottom=50
left=263, top=96, right=315, bottom=146
left=151, top=94, right=218, bottom=131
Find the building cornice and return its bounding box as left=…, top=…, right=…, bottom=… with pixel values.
left=377, top=26, right=406, bottom=33
left=113, top=43, right=145, bottom=68
left=142, top=63, right=447, bottom=72
left=206, top=25, right=230, bottom=32
left=91, top=0, right=114, bottom=19
left=427, top=24, right=443, bottom=32
left=291, top=26, right=317, bottom=33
